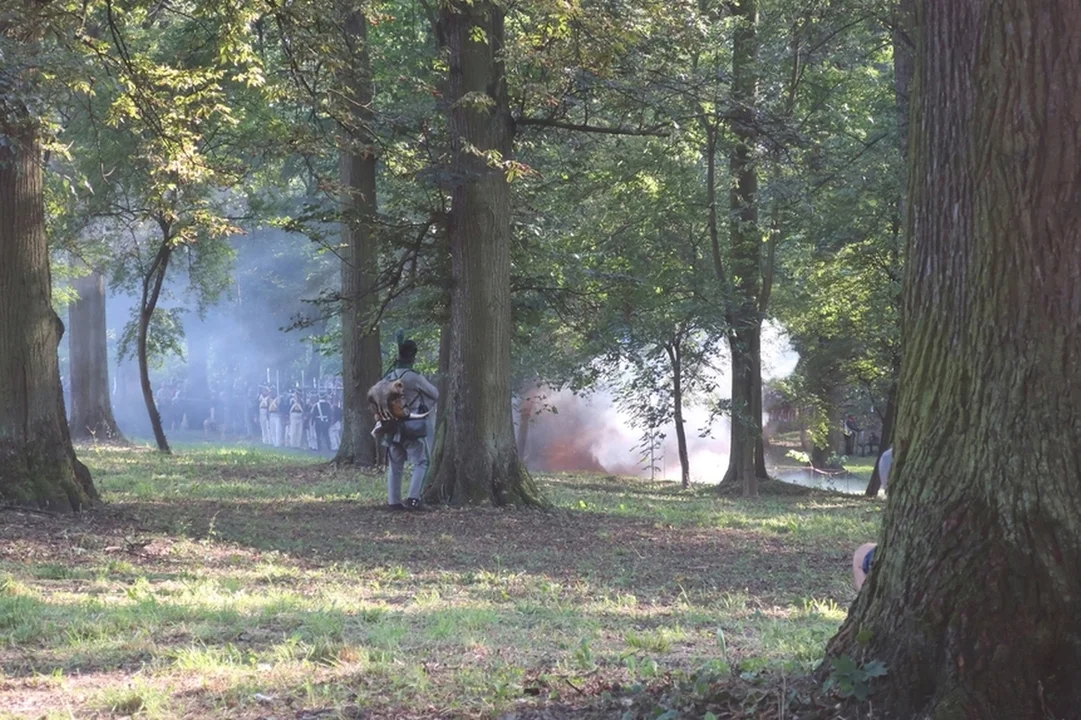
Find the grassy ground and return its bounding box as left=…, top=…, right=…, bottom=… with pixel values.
left=0, top=444, right=883, bottom=719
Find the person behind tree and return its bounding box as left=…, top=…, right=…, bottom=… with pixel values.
left=843, top=414, right=860, bottom=456
left=258, top=387, right=271, bottom=444
left=852, top=446, right=893, bottom=590
left=276, top=391, right=289, bottom=446
left=382, top=338, right=439, bottom=510
left=306, top=391, right=319, bottom=450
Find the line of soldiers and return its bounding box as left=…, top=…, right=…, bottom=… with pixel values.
left=256, top=386, right=344, bottom=452
left=152, top=377, right=344, bottom=452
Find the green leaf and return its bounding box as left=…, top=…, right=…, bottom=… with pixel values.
left=830, top=655, right=857, bottom=674
left=862, top=660, right=888, bottom=678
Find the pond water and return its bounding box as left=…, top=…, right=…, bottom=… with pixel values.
left=775, top=469, right=871, bottom=495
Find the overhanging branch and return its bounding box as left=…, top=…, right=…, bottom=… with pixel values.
left=514, top=117, right=669, bottom=137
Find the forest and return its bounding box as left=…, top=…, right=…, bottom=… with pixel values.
left=1, top=0, right=1079, bottom=718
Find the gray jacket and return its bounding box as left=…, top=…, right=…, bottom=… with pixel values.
left=385, top=368, right=439, bottom=415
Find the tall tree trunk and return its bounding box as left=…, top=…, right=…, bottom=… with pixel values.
left=720, top=0, right=761, bottom=497
left=138, top=236, right=172, bottom=453
left=823, top=3, right=1081, bottom=716
left=807, top=379, right=843, bottom=469
left=722, top=332, right=758, bottom=493
left=425, top=0, right=540, bottom=506
left=68, top=267, right=125, bottom=442
left=665, top=343, right=691, bottom=489
left=332, top=4, right=383, bottom=467
left=0, top=32, right=97, bottom=509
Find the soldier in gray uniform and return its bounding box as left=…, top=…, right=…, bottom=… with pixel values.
left=382, top=339, right=439, bottom=510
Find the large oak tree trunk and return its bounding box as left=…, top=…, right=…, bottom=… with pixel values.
left=425, top=0, right=541, bottom=506
left=68, top=268, right=125, bottom=442
left=720, top=0, right=762, bottom=497
left=332, top=5, right=383, bottom=467
left=823, top=2, right=1081, bottom=716
left=0, top=42, right=97, bottom=510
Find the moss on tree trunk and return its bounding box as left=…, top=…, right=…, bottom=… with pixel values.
left=0, top=41, right=97, bottom=510
left=822, top=2, right=1081, bottom=715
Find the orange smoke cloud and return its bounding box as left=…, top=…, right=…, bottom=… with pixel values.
left=521, top=392, right=608, bottom=473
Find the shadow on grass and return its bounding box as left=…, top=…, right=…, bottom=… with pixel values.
left=1, top=448, right=867, bottom=719
left=106, top=497, right=847, bottom=600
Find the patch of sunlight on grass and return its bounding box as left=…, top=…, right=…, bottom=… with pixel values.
left=94, top=678, right=170, bottom=719
left=624, top=625, right=687, bottom=654
left=424, top=607, right=501, bottom=641
left=792, top=596, right=848, bottom=622
left=171, top=643, right=254, bottom=671
left=843, top=458, right=878, bottom=480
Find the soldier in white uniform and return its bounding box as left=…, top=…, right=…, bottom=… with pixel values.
left=289, top=392, right=305, bottom=449
left=258, top=388, right=271, bottom=444
left=268, top=392, right=283, bottom=448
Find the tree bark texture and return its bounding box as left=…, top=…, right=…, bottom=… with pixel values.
left=68, top=268, right=124, bottom=442
left=0, top=49, right=97, bottom=510
left=333, top=5, right=383, bottom=467
left=722, top=328, right=759, bottom=493
left=425, top=0, right=541, bottom=506
left=823, top=2, right=1081, bottom=717
left=721, top=0, right=763, bottom=496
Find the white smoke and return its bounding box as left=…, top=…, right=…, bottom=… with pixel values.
left=522, top=322, right=798, bottom=483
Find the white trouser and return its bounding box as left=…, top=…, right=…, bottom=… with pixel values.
left=259, top=408, right=270, bottom=444
left=289, top=413, right=304, bottom=448
left=271, top=415, right=283, bottom=447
